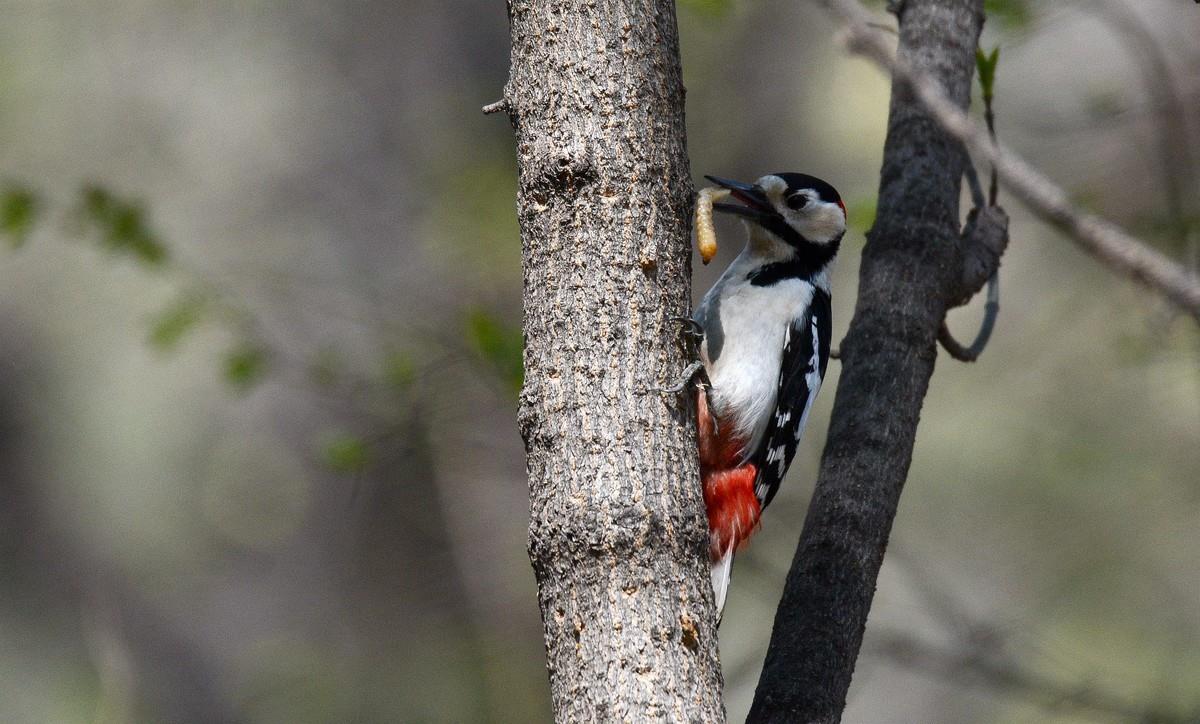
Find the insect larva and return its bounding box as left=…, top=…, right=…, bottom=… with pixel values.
left=695, top=186, right=730, bottom=265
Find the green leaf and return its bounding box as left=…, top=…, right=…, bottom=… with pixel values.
left=0, top=185, right=38, bottom=248
left=975, top=46, right=1000, bottom=100
left=984, top=0, right=1032, bottom=30
left=148, top=294, right=206, bottom=351
left=465, top=308, right=523, bottom=396
left=223, top=344, right=268, bottom=392
left=77, top=185, right=168, bottom=266
left=322, top=434, right=371, bottom=474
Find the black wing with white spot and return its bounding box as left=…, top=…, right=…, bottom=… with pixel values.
left=750, top=288, right=831, bottom=509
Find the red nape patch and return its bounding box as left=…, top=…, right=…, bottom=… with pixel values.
left=703, top=464, right=761, bottom=560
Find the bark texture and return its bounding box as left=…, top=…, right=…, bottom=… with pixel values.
left=748, top=1, right=988, bottom=721
left=501, top=1, right=725, bottom=721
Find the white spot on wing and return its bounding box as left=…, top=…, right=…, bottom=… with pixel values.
left=793, top=316, right=824, bottom=444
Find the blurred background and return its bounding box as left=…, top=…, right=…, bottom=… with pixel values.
left=0, top=1, right=1197, bottom=722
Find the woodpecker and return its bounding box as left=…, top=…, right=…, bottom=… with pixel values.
left=691, top=172, right=845, bottom=616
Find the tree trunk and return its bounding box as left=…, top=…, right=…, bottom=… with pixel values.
left=499, top=1, right=725, bottom=721
left=749, top=1, right=987, bottom=722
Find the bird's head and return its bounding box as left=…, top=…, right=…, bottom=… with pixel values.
left=706, top=172, right=846, bottom=248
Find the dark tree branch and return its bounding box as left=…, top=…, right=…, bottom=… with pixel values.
left=747, top=2, right=986, bottom=721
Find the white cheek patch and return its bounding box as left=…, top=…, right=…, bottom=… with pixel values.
left=791, top=202, right=845, bottom=244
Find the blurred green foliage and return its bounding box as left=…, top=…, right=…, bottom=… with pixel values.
left=424, top=158, right=521, bottom=289
left=223, top=344, right=268, bottom=392
left=232, top=638, right=354, bottom=724
left=383, top=351, right=417, bottom=392
left=465, top=307, right=523, bottom=397
left=2, top=181, right=282, bottom=393
left=984, top=0, right=1032, bottom=30
left=845, top=197, right=877, bottom=237
left=0, top=184, right=37, bottom=248
left=678, top=0, right=732, bottom=19
left=76, top=185, right=167, bottom=266
left=322, top=434, right=371, bottom=474
left=148, top=293, right=207, bottom=352
left=2, top=3, right=1197, bottom=722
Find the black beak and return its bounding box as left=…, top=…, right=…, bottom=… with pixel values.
left=704, top=175, right=775, bottom=222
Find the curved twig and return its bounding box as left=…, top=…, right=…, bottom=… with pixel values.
left=940, top=43, right=1001, bottom=362
left=822, top=0, right=1200, bottom=321
left=939, top=273, right=999, bottom=362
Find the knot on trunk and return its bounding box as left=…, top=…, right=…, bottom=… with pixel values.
left=526, top=146, right=598, bottom=207
left=948, top=204, right=1008, bottom=308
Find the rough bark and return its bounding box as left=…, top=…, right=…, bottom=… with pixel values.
left=748, top=1, right=988, bottom=722
left=500, top=1, right=725, bottom=721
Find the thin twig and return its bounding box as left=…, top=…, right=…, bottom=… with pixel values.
left=938, top=274, right=999, bottom=362
left=820, top=0, right=1200, bottom=321
left=940, top=41, right=1001, bottom=363
left=983, top=94, right=998, bottom=206
left=481, top=99, right=509, bottom=115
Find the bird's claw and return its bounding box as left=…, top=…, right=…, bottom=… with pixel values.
left=669, top=315, right=704, bottom=342
left=657, top=360, right=708, bottom=396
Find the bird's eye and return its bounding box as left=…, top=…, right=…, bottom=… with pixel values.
left=786, top=194, right=808, bottom=211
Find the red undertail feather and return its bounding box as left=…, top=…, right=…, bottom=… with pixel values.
left=703, top=465, right=761, bottom=560
left=697, top=388, right=763, bottom=560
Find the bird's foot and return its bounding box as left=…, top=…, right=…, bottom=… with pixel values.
left=657, top=360, right=709, bottom=396
left=669, top=315, right=704, bottom=343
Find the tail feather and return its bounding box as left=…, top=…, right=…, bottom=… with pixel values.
left=710, top=544, right=735, bottom=619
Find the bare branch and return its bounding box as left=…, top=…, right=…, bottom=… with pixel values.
left=819, top=0, right=1200, bottom=321
left=481, top=99, right=509, bottom=115
left=748, top=2, right=988, bottom=719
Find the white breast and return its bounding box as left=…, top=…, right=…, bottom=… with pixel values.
left=699, top=254, right=817, bottom=461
